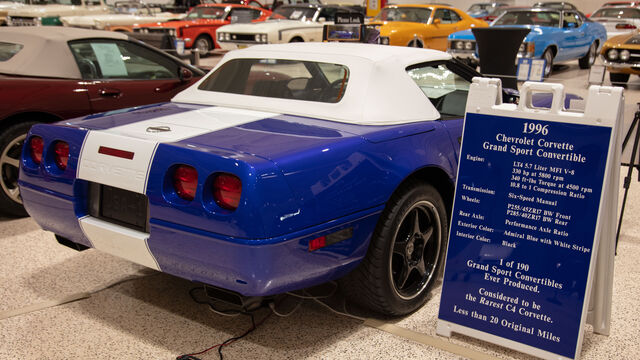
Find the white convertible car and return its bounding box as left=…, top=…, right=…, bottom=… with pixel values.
left=60, top=1, right=182, bottom=32
left=6, top=0, right=109, bottom=26
left=216, top=3, right=356, bottom=49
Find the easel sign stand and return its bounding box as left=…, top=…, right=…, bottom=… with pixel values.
left=436, top=78, right=622, bottom=359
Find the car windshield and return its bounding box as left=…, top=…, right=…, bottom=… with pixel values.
left=198, top=58, right=349, bottom=103
left=468, top=4, right=490, bottom=12
left=186, top=6, right=227, bottom=19
left=494, top=10, right=561, bottom=27
left=0, top=42, right=23, bottom=62
left=373, top=7, right=432, bottom=23
left=407, top=62, right=471, bottom=118
left=268, top=7, right=317, bottom=20
left=113, top=3, right=150, bottom=15
left=592, top=7, right=640, bottom=18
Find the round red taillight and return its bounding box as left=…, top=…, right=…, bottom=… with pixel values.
left=29, top=136, right=44, bottom=164
left=173, top=165, right=198, bottom=201
left=54, top=141, right=69, bottom=170
left=213, top=173, right=242, bottom=211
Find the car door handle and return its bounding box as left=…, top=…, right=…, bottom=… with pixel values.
left=99, top=88, right=122, bottom=98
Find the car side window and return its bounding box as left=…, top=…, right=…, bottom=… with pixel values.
left=407, top=62, right=471, bottom=119
left=318, top=8, right=337, bottom=21
left=563, top=11, right=580, bottom=27
left=69, top=40, right=179, bottom=80
left=229, top=8, right=255, bottom=23
left=434, top=9, right=459, bottom=24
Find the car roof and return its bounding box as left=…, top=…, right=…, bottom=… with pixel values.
left=174, top=42, right=448, bottom=125
left=0, top=27, right=128, bottom=79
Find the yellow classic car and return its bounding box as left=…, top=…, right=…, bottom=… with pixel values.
left=601, top=30, right=640, bottom=84
left=370, top=4, right=488, bottom=51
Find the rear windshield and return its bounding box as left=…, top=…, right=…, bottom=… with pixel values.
left=592, top=7, right=640, bottom=18
left=269, top=7, right=317, bottom=20
left=198, top=58, right=349, bottom=103
left=495, top=10, right=561, bottom=27
left=0, top=42, right=23, bottom=62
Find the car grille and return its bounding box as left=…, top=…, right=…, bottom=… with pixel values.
left=134, top=27, right=173, bottom=34
left=88, top=182, right=149, bottom=233
left=229, top=33, right=257, bottom=42
left=8, top=16, right=38, bottom=26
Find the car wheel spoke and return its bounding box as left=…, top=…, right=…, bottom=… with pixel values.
left=1, top=153, right=19, bottom=169
left=396, top=262, right=411, bottom=289
left=393, top=239, right=408, bottom=256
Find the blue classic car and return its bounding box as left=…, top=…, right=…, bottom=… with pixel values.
left=447, top=8, right=606, bottom=77
left=18, top=43, right=488, bottom=315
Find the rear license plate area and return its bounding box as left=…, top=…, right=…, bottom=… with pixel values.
left=88, top=182, right=149, bottom=233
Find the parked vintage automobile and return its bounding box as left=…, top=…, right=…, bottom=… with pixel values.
left=447, top=8, right=606, bottom=77
left=216, top=4, right=356, bottom=50
left=370, top=4, right=488, bottom=51
left=0, top=0, right=28, bottom=26
left=0, top=27, right=204, bottom=216
left=60, top=1, right=183, bottom=32
left=532, top=2, right=578, bottom=11
left=600, top=29, right=640, bottom=83
left=466, top=2, right=508, bottom=21
left=17, top=42, right=489, bottom=315
left=6, top=0, right=109, bottom=26
left=590, top=6, right=640, bottom=38
left=133, top=4, right=272, bottom=54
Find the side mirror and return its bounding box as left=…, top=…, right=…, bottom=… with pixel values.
left=180, top=67, right=193, bottom=82
left=433, top=18, right=441, bottom=25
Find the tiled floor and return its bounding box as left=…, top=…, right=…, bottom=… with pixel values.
left=1, top=58, right=639, bottom=359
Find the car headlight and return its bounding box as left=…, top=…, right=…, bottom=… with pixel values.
left=620, top=49, right=630, bottom=61
left=379, top=36, right=390, bottom=45
left=254, top=34, right=261, bottom=42
left=464, top=41, right=474, bottom=50
left=218, top=32, right=224, bottom=41
left=224, top=33, right=230, bottom=41
left=260, top=34, right=267, bottom=43
left=455, top=41, right=464, bottom=50
left=608, top=49, right=619, bottom=61
left=168, top=28, right=176, bottom=36
left=519, top=43, right=525, bottom=52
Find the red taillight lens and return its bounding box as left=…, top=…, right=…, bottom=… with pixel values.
left=309, top=236, right=326, bottom=251
left=173, top=165, right=198, bottom=201
left=616, top=23, right=637, bottom=29
left=29, top=136, right=44, bottom=164
left=54, top=141, right=69, bottom=170
left=213, top=173, right=242, bottom=210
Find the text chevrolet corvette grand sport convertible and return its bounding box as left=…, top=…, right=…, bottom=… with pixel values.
left=20, top=43, right=483, bottom=315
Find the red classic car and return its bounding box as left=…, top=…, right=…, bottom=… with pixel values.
left=133, top=4, right=272, bottom=54
left=0, top=27, right=204, bottom=217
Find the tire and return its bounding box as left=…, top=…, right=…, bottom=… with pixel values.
left=0, top=121, right=38, bottom=217
left=579, top=42, right=597, bottom=69
left=193, top=35, right=212, bottom=57
left=407, top=38, right=423, bottom=48
left=289, top=37, right=303, bottom=43
left=341, top=181, right=448, bottom=316
left=542, top=48, right=554, bottom=78
left=610, top=72, right=630, bottom=84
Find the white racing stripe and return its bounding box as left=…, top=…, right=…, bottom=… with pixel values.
left=76, top=106, right=279, bottom=270
left=77, top=106, right=279, bottom=194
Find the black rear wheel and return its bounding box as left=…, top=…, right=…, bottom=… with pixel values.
left=0, top=121, right=38, bottom=217
left=578, top=42, right=597, bottom=69
left=341, top=181, right=448, bottom=315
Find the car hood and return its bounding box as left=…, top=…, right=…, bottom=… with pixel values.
left=219, top=19, right=318, bottom=33
left=137, top=18, right=226, bottom=28
left=605, top=30, right=640, bottom=48
left=372, top=21, right=428, bottom=36
left=62, top=12, right=180, bottom=25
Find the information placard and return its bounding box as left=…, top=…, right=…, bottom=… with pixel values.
left=437, top=80, right=622, bottom=360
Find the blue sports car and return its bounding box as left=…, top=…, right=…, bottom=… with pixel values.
left=18, top=43, right=491, bottom=316
left=447, top=7, right=607, bottom=77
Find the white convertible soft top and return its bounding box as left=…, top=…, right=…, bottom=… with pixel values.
left=172, top=42, right=450, bottom=125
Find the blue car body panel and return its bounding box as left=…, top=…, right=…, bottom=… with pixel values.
left=19, top=102, right=462, bottom=296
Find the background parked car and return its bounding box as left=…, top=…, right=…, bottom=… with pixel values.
left=6, top=0, right=109, bottom=26
left=466, top=2, right=508, bottom=21
left=60, top=1, right=184, bottom=32
left=600, top=29, right=640, bottom=83
left=370, top=4, right=488, bottom=51
left=447, top=8, right=606, bottom=77
left=216, top=4, right=357, bottom=50
left=0, top=27, right=204, bottom=216
left=590, top=6, right=640, bottom=38
left=134, top=3, right=272, bottom=54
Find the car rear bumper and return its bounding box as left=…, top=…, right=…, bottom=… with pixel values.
left=20, top=181, right=382, bottom=296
